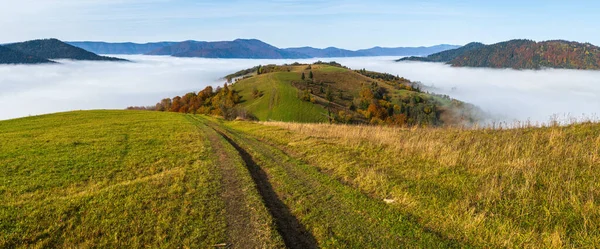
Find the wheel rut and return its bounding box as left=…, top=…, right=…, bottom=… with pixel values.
left=204, top=120, right=318, bottom=249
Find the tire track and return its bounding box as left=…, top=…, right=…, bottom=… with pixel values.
left=199, top=117, right=318, bottom=249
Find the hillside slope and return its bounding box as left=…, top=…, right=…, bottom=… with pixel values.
left=5, top=39, right=127, bottom=61
left=450, top=39, right=600, bottom=70
left=398, top=42, right=485, bottom=62
left=5, top=110, right=598, bottom=247
left=0, top=45, right=54, bottom=64
left=230, top=120, right=600, bottom=248
left=225, top=63, right=480, bottom=126
left=68, top=41, right=178, bottom=54
left=1, top=110, right=463, bottom=248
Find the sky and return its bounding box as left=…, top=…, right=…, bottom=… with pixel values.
left=1, top=0, right=599, bottom=49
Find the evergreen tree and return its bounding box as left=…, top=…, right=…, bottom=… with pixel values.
left=326, top=86, right=333, bottom=101
left=309, top=71, right=314, bottom=79
left=301, top=72, right=306, bottom=80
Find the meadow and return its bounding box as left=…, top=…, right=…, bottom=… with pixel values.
left=2, top=110, right=600, bottom=248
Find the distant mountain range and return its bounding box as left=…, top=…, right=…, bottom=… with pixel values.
left=69, top=39, right=460, bottom=58
left=67, top=41, right=178, bottom=55
left=399, top=39, right=600, bottom=70
left=146, top=39, right=311, bottom=59
left=398, top=42, right=485, bottom=62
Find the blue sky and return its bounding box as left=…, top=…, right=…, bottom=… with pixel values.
left=1, top=0, right=599, bottom=49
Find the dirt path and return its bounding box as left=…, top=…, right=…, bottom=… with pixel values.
left=186, top=116, right=277, bottom=249
left=194, top=114, right=317, bottom=249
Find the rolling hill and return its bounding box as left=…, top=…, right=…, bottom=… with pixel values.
left=0, top=45, right=55, bottom=64
left=146, top=39, right=311, bottom=59
left=67, top=41, right=178, bottom=55
left=398, top=42, right=485, bottom=62
left=3, top=109, right=599, bottom=248
left=150, top=62, right=482, bottom=127
left=5, top=39, right=127, bottom=61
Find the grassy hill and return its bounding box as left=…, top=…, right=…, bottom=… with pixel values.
left=0, top=45, right=55, bottom=64
left=226, top=62, right=480, bottom=126
left=233, top=71, right=328, bottom=122
left=5, top=39, right=127, bottom=62
left=2, top=110, right=599, bottom=248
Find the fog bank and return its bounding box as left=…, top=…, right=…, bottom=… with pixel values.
left=1, top=55, right=599, bottom=123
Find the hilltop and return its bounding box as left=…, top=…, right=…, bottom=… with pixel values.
left=2, top=110, right=599, bottom=248
left=143, top=62, right=481, bottom=127
left=399, top=39, right=600, bottom=70
left=5, top=39, right=127, bottom=62
left=67, top=41, right=178, bottom=55
left=0, top=45, right=54, bottom=64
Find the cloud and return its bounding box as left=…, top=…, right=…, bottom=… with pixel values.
left=1, top=56, right=599, bottom=124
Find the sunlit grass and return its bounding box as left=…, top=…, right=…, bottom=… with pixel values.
left=0, top=110, right=227, bottom=248
left=230, top=120, right=600, bottom=248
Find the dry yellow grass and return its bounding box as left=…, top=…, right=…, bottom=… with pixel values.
left=229, top=121, right=600, bottom=248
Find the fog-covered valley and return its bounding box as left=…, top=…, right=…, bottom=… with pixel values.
left=1, top=55, right=598, bottom=123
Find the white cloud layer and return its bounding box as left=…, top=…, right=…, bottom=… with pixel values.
left=1, top=56, right=599, bottom=124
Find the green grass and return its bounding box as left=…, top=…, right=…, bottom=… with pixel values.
left=233, top=121, right=600, bottom=248
left=233, top=72, right=327, bottom=123
left=202, top=116, right=463, bottom=248
left=0, top=110, right=280, bottom=248
left=5, top=109, right=598, bottom=248
left=313, top=65, right=349, bottom=73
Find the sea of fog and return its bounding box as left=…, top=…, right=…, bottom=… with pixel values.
left=1, top=55, right=599, bottom=123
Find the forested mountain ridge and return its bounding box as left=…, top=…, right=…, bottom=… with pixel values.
left=398, top=42, right=485, bottom=62
left=0, top=45, right=55, bottom=64
left=450, top=39, right=600, bottom=70
left=5, top=39, right=127, bottom=61
left=400, top=39, right=600, bottom=70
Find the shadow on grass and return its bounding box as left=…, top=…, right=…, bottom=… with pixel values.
left=215, top=130, right=319, bottom=249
